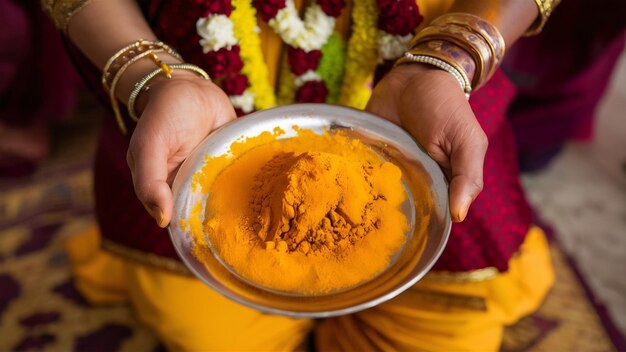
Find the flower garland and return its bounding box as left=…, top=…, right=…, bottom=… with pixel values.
left=253, top=0, right=346, bottom=103
left=194, top=0, right=422, bottom=113
left=338, top=0, right=379, bottom=109
left=231, top=0, right=276, bottom=109
left=277, top=32, right=345, bottom=105
left=376, top=0, right=423, bottom=61
left=317, top=32, right=345, bottom=104
left=196, top=0, right=278, bottom=114
left=196, top=0, right=254, bottom=115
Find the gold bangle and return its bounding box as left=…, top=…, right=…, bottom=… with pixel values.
left=432, top=13, right=505, bottom=68
left=127, top=64, right=210, bottom=123
left=108, top=49, right=165, bottom=135
left=409, top=13, right=505, bottom=90
left=433, top=13, right=506, bottom=86
left=412, top=25, right=492, bottom=89
left=102, top=39, right=182, bottom=91
left=526, top=0, right=562, bottom=36
left=42, top=0, right=93, bottom=32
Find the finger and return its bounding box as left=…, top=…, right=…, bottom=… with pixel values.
left=448, top=131, right=488, bottom=222
left=127, top=136, right=173, bottom=228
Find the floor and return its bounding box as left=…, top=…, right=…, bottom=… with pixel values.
left=521, top=42, right=626, bottom=334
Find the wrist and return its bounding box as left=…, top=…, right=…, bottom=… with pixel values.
left=390, top=63, right=462, bottom=92
left=133, top=68, right=206, bottom=116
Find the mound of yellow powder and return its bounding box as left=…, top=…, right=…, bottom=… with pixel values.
left=191, top=129, right=409, bottom=295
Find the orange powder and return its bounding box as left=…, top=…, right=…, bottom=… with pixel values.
left=188, top=128, right=409, bottom=294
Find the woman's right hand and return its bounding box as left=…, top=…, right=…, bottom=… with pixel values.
left=126, top=71, right=237, bottom=228
left=366, top=64, right=488, bottom=223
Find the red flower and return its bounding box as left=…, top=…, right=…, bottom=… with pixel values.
left=287, top=47, right=322, bottom=75
left=234, top=107, right=250, bottom=116
left=377, top=0, right=423, bottom=36
left=200, top=0, right=233, bottom=16
left=204, top=46, right=244, bottom=78
left=296, top=80, right=328, bottom=103
left=222, top=74, right=249, bottom=95
left=252, top=0, right=287, bottom=22
left=317, top=0, right=345, bottom=17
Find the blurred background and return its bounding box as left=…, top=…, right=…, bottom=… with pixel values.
left=0, top=0, right=624, bottom=350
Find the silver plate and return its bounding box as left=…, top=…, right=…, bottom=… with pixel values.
left=168, top=104, right=451, bottom=318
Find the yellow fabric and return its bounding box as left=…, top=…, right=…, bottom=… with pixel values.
left=65, top=225, right=128, bottom=303
left=66, top=228, right=312, bottom=351
left=66, top=226, right=553, bottom=351
left=316, top=226, right=555, bottom=351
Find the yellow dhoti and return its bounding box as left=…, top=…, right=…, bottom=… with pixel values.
left=66, top=226, right=553, bottom=351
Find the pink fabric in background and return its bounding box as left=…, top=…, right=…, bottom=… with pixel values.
left=504, top=0, right=626, bottom=171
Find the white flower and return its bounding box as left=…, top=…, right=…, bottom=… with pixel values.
left=230, top=90, right=255, bottom=113
left=294, top=70, right=322, bottom=87
left=269, top=1, right=335, bottom=52
left=378, top=32, right=413, bottom=61
left=196, top=14, right=238, bottom=53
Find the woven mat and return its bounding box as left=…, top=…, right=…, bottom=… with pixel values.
left=0, top=134, right=621, bottom=351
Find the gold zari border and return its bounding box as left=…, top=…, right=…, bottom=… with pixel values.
left=102, top=237, right=501, bottom=283
left=407, top=289, right=488, bottom=312
left=41, top=0, right=93, bottom=32
left=102, top=239, right=192, bottom=276
left=426, top=266, right=499, bottom=283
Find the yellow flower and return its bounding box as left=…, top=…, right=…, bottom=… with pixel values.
left=231, top=0, right=276, bottom=109
left=338, top=0, right=378, bottom=109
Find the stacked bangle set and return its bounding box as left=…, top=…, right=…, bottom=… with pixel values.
left=396, top=13, right=506, bottom=97
left=102, top=39, right=209, bottom=134
left=394, top=0, right=561, bottom=96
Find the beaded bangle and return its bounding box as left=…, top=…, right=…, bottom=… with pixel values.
left=102, top=39, right=182, bottom=91
left=127, top=64, right=210, bottom=122
left=407, top=40, right=477, bottom=87
left=397, top=53, right=470, bottom=98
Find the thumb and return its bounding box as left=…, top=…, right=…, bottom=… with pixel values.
left=448, top=130, right=488, bottom=222
left=127, top=141, right=173, bottom=228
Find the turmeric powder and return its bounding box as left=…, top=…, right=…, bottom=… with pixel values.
left=188, top=128, right=410, bottom=295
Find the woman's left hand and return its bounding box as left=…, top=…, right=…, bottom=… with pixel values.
left=366, top=63, right=487, bottom=222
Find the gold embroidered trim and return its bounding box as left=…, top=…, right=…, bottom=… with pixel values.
left=426, top=266, right=499, bottom=283
left=102, top=239, right=191, bottom=276
left=525, top=0, right=562, bottom=36
left=407, top=289, right=488, bottom=312
left=41, top=0, right=93, bottom=32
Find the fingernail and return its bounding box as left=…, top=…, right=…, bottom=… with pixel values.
left=454, top=197, right=471, bottom=223
left=155, top=208, right=167, bottom=228
left=147, top=205, right=165, bottom=228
